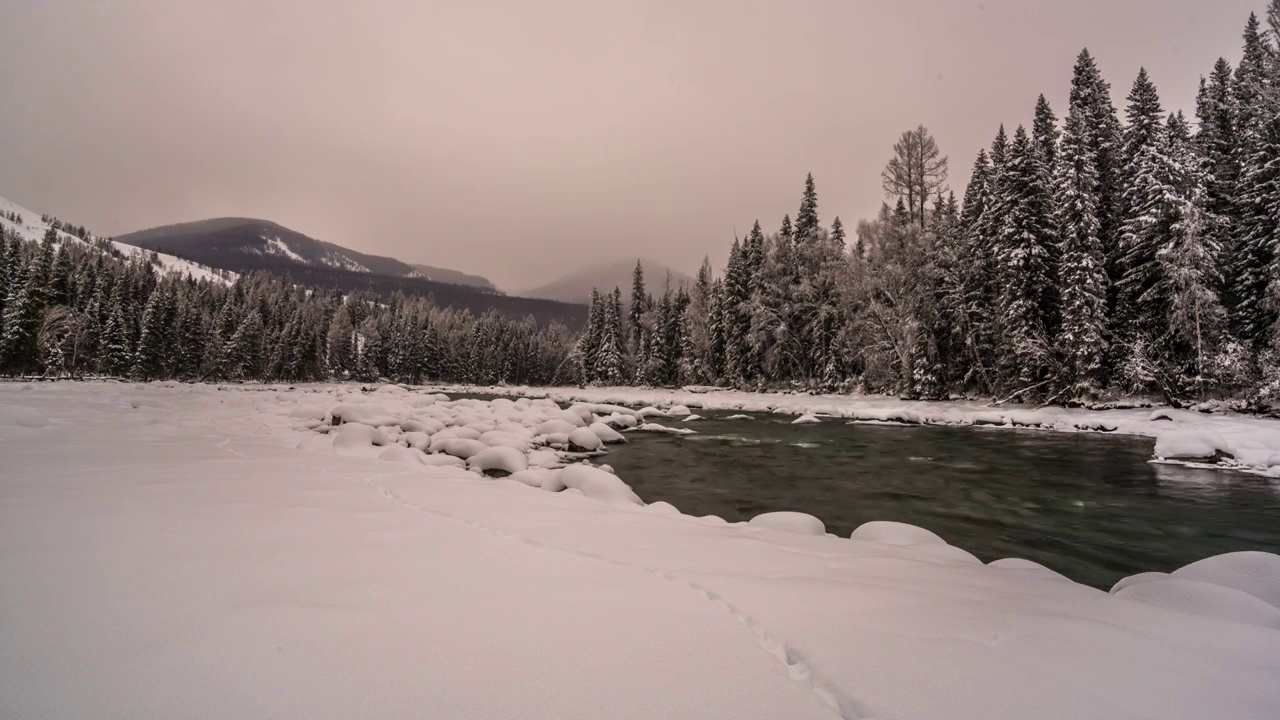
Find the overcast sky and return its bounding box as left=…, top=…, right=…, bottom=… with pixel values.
left=0, top=0, right=1262, bottom=291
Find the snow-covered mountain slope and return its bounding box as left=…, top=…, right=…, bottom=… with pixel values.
left=117, top=217, right=403, bottom=276
left=0, top=194, right=235, bottom=285
left=519, top=257, right=694, bottom=304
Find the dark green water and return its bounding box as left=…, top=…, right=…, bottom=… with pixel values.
left=602, top=411, right=1280, bottom=589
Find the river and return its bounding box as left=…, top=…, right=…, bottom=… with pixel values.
left=600, top=409, right=1280, bottom=589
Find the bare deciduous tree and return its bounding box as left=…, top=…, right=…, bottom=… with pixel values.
left=881, top=126, right=949, bottom=226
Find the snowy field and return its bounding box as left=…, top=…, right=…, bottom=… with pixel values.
left=2, top=381, right=1280, bottom=720
left=449, top=384, right=1280, bottom=474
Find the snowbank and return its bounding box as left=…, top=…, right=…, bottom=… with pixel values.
left=748, top=511, right=826, bottom=536
left=0, top=405, right=49, bottom=428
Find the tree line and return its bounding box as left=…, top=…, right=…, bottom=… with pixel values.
left=0, top=227, right=578, bottom=385
left=573, top=5, right=1280, bottom=407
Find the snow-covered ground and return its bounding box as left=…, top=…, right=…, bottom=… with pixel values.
left=448, top=384, right=1280, bottom=474
left=2, top=381, right=1279, bottom=720
left=0, top=194, right=236, bottom=285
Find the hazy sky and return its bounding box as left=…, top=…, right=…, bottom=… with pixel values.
left=0, top=0, right=1262, bottom=291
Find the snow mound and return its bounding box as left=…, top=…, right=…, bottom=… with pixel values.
left=468, top=446, right=529, bottom=476
left=289, top=404, right=327, bottom=420
left=587, top=422, right=626, bottom=444
left=1115, top=577, right=1280, bottom=629
left=911, top=543, right=982, bottom=564
left=526, top=449, right=561, bottom=469
left=637, top=406, right=670, bottom=418
left=791, top=414, right=821, bottom=425
left=724, top=414, right=754, bottom=420
left=420, top=454, right=466, bottom=468
left=1110, top=572, right=1170, bottom=594
left=295, top=435, right=333, bottom=452
left=507, top=469, right=553, bottom=488
left=1154, top=430, right=1232, bottom=462
left=330, top=403, right=398, bottom=427
left=567, top=427, right=603, bottom=451
left=682, top=414, right=703, bottom=422
left=379, top=447, right=427, bottom=465
left=534, top=419, right=578, bottom=437
left=556, top=464, right=643, bottom=506
left=850, top=520, right=946, bottom=546
left=1171, top=551, right=1280, bottom=608
left=479, top=431, right=534, bottom=451
left=403, top=431, right=430, bottom=451
left=644, top=501, right=681, bottom=516
left=636, top=423, right=696, bottom=435
left=434, top=438, right=488, bottom=460
left=989, top=558, right=1072, bottom=581
left=333, top=423, right=390, bottom=451
left=748, top=511, right=826, bottom=536
left=667, top=405, right=692, bottom=416
left=0, top=406, right=49, bottom=428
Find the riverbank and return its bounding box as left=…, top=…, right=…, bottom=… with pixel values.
left=3, top=381, right=1279, bottom=719
left=447, top=384, right=1280, bottom=475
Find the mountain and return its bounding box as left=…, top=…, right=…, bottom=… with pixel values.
left=117, top=217, right=424, bottom=277
left=520, top=257, right=695, bottom=305
left=410, top=263, right=495, bottom=291
left=115, top=217, right=583, bottom=326
left=1, top=195, right=236, bottom=285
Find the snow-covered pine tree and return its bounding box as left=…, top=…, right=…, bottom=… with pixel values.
left=795, top=173, right=820, bottom=242
left=1068, top=49, right=1125, bottom=330
left=1230, top=12, right=1280, bottom=348
left=994, top=125, right=1058, bottom=393
left=1115, top=68, right=1168, bottom=346
left=720, top=238, right=748, bottom=383
left=707, top=278, right=726, bottom=382
left=1055, top=104, right=1110, bottom=399
left=1195, top=58, right=1241, bottom=315
left=133, top=282, right=177, bottom=380
left=628, top=260, right=646, bottom=355
left=831, top=216, right=846, bottom=245
left=595, top=287, right=625, bottom=384
left=1032, top=94, right=1060, bottom=178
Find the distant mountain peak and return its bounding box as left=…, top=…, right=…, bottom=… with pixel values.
left=520, top=257, right=694, bottom=305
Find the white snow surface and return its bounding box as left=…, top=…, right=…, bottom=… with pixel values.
left=446, top=384, right=1280, bottom=475
left=0, top=194, right=236, bottom=285
left=2, top=382, right=1280, bottom=720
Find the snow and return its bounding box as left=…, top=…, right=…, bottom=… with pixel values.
left=792, top=413, right=822, bottom=424
left=1171, top=552, right=1280, bottom=608
left=748, top=511, right=826, bottom=536
left=0, top=195, right=234, bottom=286
left=2, top=381, right=1280, bottom=720
left=446, top=384, right=1280, bottom=475
left=567, top=427, right=604, bottom=451
left=850, top=521, right=947, bottom=546
left=0, top=405, right=49, bottom=428
left=636, top=422, right=697, bottom=435
left=1154, top=430, right=1233, bottom=461
left=468, top=446, right=529, bottom=476
left=587, top=422, right=626, bottom=444
left=262, top=234, right=306, bottom=263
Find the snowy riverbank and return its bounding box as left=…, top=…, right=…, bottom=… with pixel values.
left=2, top=381, right=1279, bottom=720
left=447, top=384, right=1280, bottom=474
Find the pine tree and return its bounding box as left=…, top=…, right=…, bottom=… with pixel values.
left=831, top=216, right=846, bottom=245
left=596, top=287, right=625, bottom=384
left=1032, top=94, right=1060, bottom=177
left=995, top=126, right=1058, bottom=392
left=1115, top=68, right=1168, bottom=344
left=1068, top=49, right=1125, bottom=328
left=1195, top=58, right=1241, bottom=314
left=133, top=283, right=177, bottom=379
left=1055, top=105, right=1109, bottom=398
left=628, top=260, right=646, bottom=354
left=795, top=173, right=820, bottom=241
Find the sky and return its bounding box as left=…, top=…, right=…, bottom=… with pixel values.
left=0, top=0, right=1264, bottom=291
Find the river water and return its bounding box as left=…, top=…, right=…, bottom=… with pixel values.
left=598, top=410, right=1280, bottom=589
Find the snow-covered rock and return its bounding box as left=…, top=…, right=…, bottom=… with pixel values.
left=534, top=418, right=578, bottom=437
left=567, top=427, right=603, bottom=451
left=468, top=446, right=529, bottom=476
left=636, top=423, right=696, bottom=435
left=330, top=403, right=398, bottom=427
left=850, top=520, right=946, bottom=546
left=434, top=438, right=488, bottom=460
left=556, top=464, right=643, bottom=506
left=1154, top=430, right=1233, bottom=462
left=333, top=423, right=391, bottom=452
left=748, top=511, right=826, bottom=536
left=379, top=446, right=428, bottom=465
left=587, top=422, right=626, bottom=444
left=791, top=414, right=821, bottom=425
left=1110, top=571, right=1170, bottom=594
